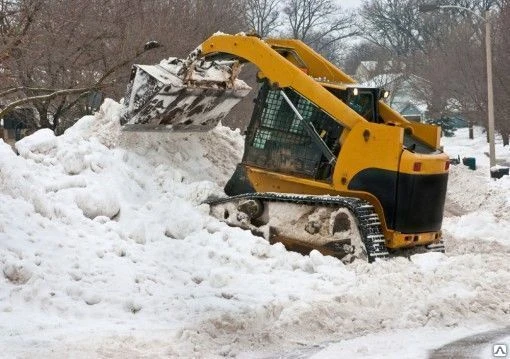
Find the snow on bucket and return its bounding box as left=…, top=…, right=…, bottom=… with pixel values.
left=121, top=57, right=251, bottom=132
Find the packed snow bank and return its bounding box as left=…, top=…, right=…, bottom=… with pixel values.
left=1, top=105, right=510, bottom=358
left=442, top=127, right=510, bottom=246
left=304, top=325, right=492, bottom=359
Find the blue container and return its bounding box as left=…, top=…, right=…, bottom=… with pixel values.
left=462, top=157, right=476, bottom=170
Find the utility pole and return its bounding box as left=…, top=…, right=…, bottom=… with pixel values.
left=485, top=9, right=496, bottom=167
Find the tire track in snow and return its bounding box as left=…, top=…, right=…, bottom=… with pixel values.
left=428, top=326, right=510, bottom=359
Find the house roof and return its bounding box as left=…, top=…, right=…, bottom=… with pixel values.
left=360, top=61, right=377, bottom=71
left=360, top=72, right=429, bottom=115
left=360, top=73, right=402, bottom=88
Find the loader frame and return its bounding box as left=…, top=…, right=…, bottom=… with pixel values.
left=197, top=34, right=448, bottom=249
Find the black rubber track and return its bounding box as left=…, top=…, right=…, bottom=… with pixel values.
left=207, top=193, right=390, bottom=262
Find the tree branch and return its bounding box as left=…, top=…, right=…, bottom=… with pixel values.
left=0, top=86, right=101, bottom=119
left=0, top=41, right=159, bottom=121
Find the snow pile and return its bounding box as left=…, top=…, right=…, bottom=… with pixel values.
left=66, top=98, right=123, bottom=149
left=1, top=107, right=510, bottom=358
left=442, top=127, right=510, bottom=246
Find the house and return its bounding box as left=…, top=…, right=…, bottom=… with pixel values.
left=359, top=71, right=428, bottom=123
left=354, top=62, right=471, bottom=131
left=355, top=61, right=378, bottom=82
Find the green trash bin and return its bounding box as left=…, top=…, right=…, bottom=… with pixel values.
left=462, top=157, right=476, bottom=170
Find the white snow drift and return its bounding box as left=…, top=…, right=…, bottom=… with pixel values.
left=0, top=102, right=509, bottom=358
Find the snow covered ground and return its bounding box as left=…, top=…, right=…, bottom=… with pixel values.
left=1, top=103, right=509, bottom=358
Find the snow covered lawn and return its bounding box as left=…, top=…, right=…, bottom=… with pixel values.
left=1, top=104, right=509, bottom=358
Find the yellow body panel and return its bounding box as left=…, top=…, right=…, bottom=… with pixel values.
left=264, top=38, right=356, bottom=83
left=392, top=231, right=442, bottom=248
left=407, top=121, right=442, bottom=150
left=399, top=150, right=448, bottom=175
left=333, top=122, right=404, bottom=181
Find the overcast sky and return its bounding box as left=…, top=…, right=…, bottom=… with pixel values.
left=339, top=0, right=363, bottom=9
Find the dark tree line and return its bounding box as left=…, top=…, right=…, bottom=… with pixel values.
left=1, top=0, right=360, bottom=133
left=353, top=0, right=510, bottom=143
left=0, top=0, right=245, bottom=133
left=3, top=0, right=510, bottom=140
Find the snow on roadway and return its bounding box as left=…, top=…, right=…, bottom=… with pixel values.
left=0, top=102, right=509, bottom=358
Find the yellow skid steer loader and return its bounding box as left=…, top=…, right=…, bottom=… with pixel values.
left=121, top=34, right=449, bottom=263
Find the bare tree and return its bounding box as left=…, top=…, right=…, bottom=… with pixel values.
left=409, top=21, right=486, bottom=136
left=407, top=0, right=507, bottom=136
left=193, top=0, right=247, bottom=41
left=2, top=0, right=156, bottom=129
left=0, top=0, right=42, bottom=59
left=282, top=0, right=358, bottom=62
left=359, top=0, right=433, bottom=57
left=493, top=0, right=510, bottom=144
left=0, top=0, right=247, bottom=133
left=0, top=0, right=43, bottom=91
left=358, top=0, right=494, bottom=58
left=355, top=0, right=510, bottom=141
left=342, top=41, right=393, bottom=76
left=243, top=0, right=280, bottom=37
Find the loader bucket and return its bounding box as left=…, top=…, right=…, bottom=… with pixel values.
left=121, top=58, right=251, bottom=132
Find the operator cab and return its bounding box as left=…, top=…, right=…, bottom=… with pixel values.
left=323, top=84, right=389, bottom=123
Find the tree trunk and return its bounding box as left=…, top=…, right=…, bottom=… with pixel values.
left=503, top=132, right=509, bottom=146
left=469, top=121, right=474, bottom=139
left=35, top=102, right=51, bottom=129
